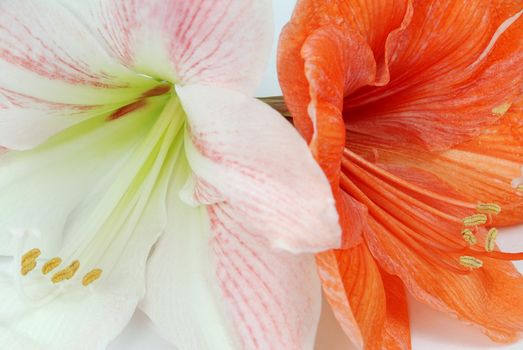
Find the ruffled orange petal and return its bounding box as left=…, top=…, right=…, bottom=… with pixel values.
left=278, top=0, right=409, bottom=143
left=365, top=217, right=523, bottom=342
left=346, top=2, right=523, bottom=151
left=318, top=243, right=411, bottom=349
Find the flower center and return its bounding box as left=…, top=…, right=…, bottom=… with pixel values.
left=8, top=80, right=190, bottom=300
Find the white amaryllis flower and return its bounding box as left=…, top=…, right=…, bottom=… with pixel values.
left=0, top=1, right=341, bottom=349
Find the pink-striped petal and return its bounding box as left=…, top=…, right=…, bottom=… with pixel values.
left=177, top=84, right=341, bottom=253
left=70, top=0, right=273, bottom=94
left=141, top=174, right=323, bottom=349
left=0, top=1, right=158, bottom=150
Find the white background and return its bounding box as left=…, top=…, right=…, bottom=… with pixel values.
left=109, top=1, right=523, bottom=349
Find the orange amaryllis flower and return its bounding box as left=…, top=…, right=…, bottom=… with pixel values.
left=278, top=0, right=523, bottom=348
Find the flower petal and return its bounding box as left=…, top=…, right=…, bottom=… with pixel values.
left=346, top=2, right=523, bottom=151
left=280, top=0, right=523, bottom=153
left=293, top=25, right=376, bottom=247
left=346, top=100, right=523, bottom=227
left=0, top=99, right=166, bottom=256
left=277, top=0, right=408, bottom=142
left=0, top=1, right=147, bottom=102
left=380, top=269, right=411, bottom=350
left=177, top=84, right=341, bottom=253
left=0, top=92, right=189, bottom=349
left=0, top=1, right=160, bottom=150
left=319, top=244, right=411, bottom=350
left=315, top=251, right=363, bottom=349
left=0, top=146, right=173, bottom=349
left=366, top=217, right=523, bottom=343
left=141, top=170, right=323, bottom=349
left=68, top=0, right=273, bottom=94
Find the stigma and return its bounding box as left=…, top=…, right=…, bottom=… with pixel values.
left=461, top=229, right=477, bottom=245
left=485, top=228, right=498, bottom=252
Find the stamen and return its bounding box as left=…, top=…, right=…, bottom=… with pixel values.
left=459, top=256, right=483, bottom=269
left=461, top=229, right=477, bottom=245
left=82, top=269, right=103, bottom=287
left=491, top=102, right=512, bottom=116
left=51, top=260, right=80, bottom=284
left=21, top=248, right=41, bottom=262
left=485, top=228, right=498, bottom=252
left=462, top=214, right=488, bottom=227
left=476, top=203, right=501, bottom=215
left=21, top=260, right=37, bottom=276
left=20, top=248, right=41, bottom=276
left=67, top=261, right=80, bottom=279
left=517, top=185, right=523, bottom=193
left=42, top=257, right=62, bottom=275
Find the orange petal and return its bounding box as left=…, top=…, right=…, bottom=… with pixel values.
left=380, top=269, right=411, bottom=350
left=366, top=217, right=523, bottom=343
left=318, top=244, right=411, bottom=349
left=281, top=24, right=377, bottom=246
left=347, top=101, right=523, bottom=226
left=335, top=244, right=387, bottom=350
left=316, top=251, right=363, bottom=349
left=346, top=2, right=523, bottom=151
left=450, top=103, right=523, bottom=225
left=277, top=0, right=409, bottom=144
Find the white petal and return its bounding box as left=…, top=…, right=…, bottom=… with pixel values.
left=64, top=0, right=273, bottom=94
left=177, top=84, right=341, bottom=253
left=0, top=97, right=189, bottom=349
left=0, top=182, right=166, bottom=350
left=0, top=151, right=175, bottom=349
left=141, top=174, right=322, bottom=349
left=0, top=100, right=166, bottom=256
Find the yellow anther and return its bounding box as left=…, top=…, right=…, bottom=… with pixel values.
left=51, top=269, right=71, bottom=284
left=476, top=203, right=501, bottom=215
left=20, top=248, right=41, bottom=276
left=66, top=261, right=80, bottom=280
left=492, top=102, right=511, bottom=116
left=517, top=185, right=523, bottom=193
left=21, top=260, right=37, bottom=276
left=42, top=257, right=62, bottom=275
left=462, top=214, right=488, bottom=227
left=485, top=228, right=498, bottom=252
left=459, top=256, right=483, bottom=269
left=82, top=269, right=103, bottom=287
left=51, top=260, right=80, bottom=284
left=461, top=229, right=477, bottom=245
left=21, top=248, right=41, bottom=263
